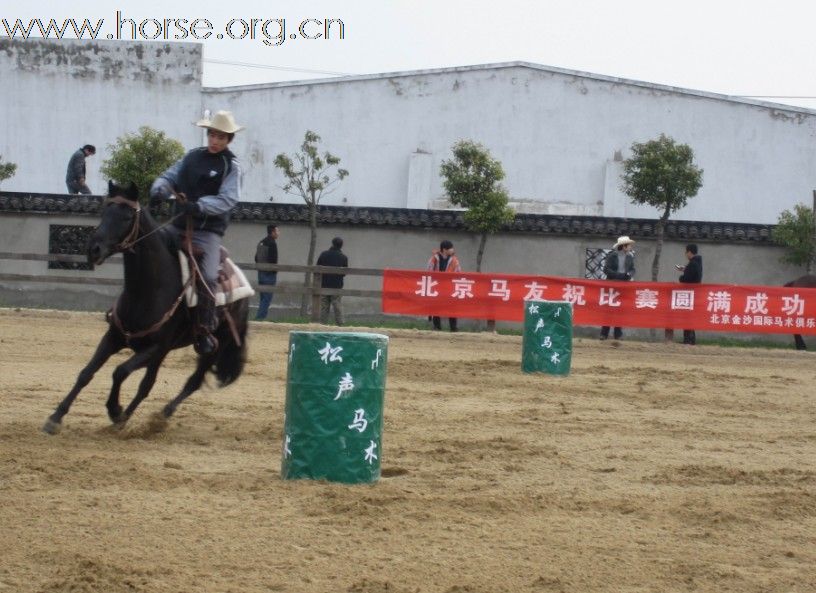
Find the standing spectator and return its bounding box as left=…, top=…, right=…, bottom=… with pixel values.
left=65, top=144, right=96, bottom=194
left=677, top=243, right=703, bottom=345
left=149, top=110, right=243, bottom=355
left=600, top=236, right=636, bottom=341
left=254, top=224, right=279, bottom=320
left=317, top=237, right=348, bottom=325
left=427, top=239, right=462, bottom=332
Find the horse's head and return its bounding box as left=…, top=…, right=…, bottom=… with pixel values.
left=88, top=181, right=142, bottom=265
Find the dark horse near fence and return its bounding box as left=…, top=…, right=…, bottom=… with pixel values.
left=785, top=274, right=816, bottom=350
left=43, top=182, right=249, bottom=434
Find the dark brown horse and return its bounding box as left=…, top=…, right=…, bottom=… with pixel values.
left=43, top=181, right=248, bottom=433
left=785, top=274, right=816, bottom=350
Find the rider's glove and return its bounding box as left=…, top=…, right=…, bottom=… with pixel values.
left=149, top=181, right=172, bottom=206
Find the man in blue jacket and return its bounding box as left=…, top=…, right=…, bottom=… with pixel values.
left=254, top=224, right=279, bottom=320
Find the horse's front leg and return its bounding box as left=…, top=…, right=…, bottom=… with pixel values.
left=106, top=345, right=162, bottom=425
left=43, top=329, right=123, bottom=434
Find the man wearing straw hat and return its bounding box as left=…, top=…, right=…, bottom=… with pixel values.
left=600, top=235, right=636, bottom=341
left=150, top=110, right=244, bottom=355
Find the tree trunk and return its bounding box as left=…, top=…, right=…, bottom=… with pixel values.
left=300, top=199, right=318, bottom=317
left=653, top=204, right=672, bottom=342
left=476, top=233, right=487, bottom=272
left=651, top=208, right=670, bottom=282
left=477, top=233, right=496, bottom=332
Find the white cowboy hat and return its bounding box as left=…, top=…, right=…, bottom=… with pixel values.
left=196, top=111, right=244, bottom=134
left=613, top=235, right=636, bottom=248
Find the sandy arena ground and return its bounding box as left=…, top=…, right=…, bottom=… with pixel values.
left=0, top=308, right=814, bottom=593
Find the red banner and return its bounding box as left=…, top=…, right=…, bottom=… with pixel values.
left=382, top=269, right=816, bottom=335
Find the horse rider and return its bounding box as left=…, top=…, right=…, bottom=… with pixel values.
left=149, top=111, right=244, bottom=355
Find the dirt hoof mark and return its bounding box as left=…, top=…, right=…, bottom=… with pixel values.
left=381, top=467, right=409, bottom=478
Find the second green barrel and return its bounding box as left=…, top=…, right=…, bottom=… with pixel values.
left=522, top=300, right=573, bottom=375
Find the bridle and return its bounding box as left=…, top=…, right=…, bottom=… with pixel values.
left=103, top=194, right=180, bottom=253
left=103, top=195, right=142, bottom=252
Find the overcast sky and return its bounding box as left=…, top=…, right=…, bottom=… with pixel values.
left=12, top=0, right=816, bottom=109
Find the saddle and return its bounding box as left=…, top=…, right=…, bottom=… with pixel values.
left=179, top=246, right=255, bottom=308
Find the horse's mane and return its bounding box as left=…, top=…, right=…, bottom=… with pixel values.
left=158, top=225, right=180, bottom=255
left=140, top=207, right=180, bottom=256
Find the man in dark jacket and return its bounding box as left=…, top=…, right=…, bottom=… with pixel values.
left=65, top=144, right=95, bottom=194
left=678, top=243, right=703, bottom=345
left=254, top=224, right=279, bottom=320
left=149, top=111, right=243, bottom=355
left=316, top=237, right=348, bottom=325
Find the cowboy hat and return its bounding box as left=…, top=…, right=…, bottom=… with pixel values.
left=196, top=111, right=244, bottom=134
left=613, top=235, right=635, bottom=248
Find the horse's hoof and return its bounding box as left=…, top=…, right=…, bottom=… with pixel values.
left=161, top=404, right=175, bottom=419
left=42, top=418, right=62, bottom=435
left=111, top=413, right=130, bottom=430
left=114, top=419, right=130, bottom=431
left=107, top=407, right=123, bottom=424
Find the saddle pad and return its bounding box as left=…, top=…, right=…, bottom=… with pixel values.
left=179, top=253, right=255, bottom=308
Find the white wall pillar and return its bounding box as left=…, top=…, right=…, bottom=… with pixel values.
left=406, top=151, right=433, bottom=209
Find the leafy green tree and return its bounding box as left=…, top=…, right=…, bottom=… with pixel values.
left=274, top=130, right=349, bottom=315
left=774, top=203, right=816, bottom=273
left=100, top=126, right=185, bottom=203
left=621, top=133, right=703, bottom=281
left=0, top=156, right=17, bottom=188
left=440, top=140, right=515, bottom=272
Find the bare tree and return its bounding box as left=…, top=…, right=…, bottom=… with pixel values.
left=274, top=130, right=349, bottom=316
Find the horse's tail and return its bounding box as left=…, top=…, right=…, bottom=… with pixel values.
left=214, top=299, right=249, bottom=387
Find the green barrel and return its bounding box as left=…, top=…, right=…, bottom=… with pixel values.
left=282, top=331, right=388, bottom=483
left=522, top=300, right=573, bottom=375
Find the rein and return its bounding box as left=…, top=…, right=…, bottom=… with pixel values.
left=109, top=275, right=193, bottom=343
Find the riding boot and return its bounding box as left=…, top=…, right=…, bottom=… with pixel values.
left=194, top=294, right=219, bottom=355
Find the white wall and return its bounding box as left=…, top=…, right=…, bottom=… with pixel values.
left=206, top=63, right=816, bottom=224
left=0, top=39, right=202, bottom=195
left=3, top=39, right=815, bottom=226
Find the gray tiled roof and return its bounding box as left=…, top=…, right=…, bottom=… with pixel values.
left=0, top=191, right=774, bottom=243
